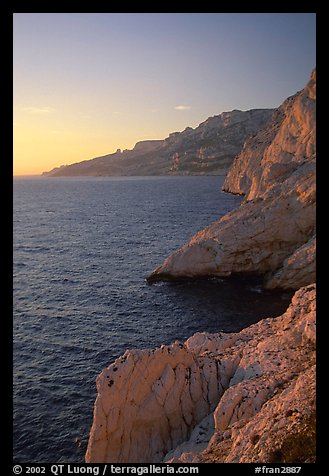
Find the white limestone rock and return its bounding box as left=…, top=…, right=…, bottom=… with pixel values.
left=163, top=413, right=215, bottom=462
left=223, top=69, right=316, bottom=200
left=166, top=284, right=316, bottom=463
left=264, top=235, right=316, bottom=290
left=85, top=339, right=237, bottom=463
left=147, top=70, right=316, bottom=290
left=86, top=284, right=316, bottom=464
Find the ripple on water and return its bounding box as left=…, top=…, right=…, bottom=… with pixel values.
left=13, top=176, right=293, bottom=463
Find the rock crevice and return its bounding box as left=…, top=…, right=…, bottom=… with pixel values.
left=86, top=284, right=316, bottom=463
left=85, top=338, right=243, bottom=463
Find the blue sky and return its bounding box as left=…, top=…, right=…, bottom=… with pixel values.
left=13, top=13, right=316, bottom=174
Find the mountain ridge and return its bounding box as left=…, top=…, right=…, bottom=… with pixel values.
left=147, top=69, right=316, bottom=289
left=42, top=108, right=274, bottom=177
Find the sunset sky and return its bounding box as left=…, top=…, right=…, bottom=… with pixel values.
left=13, top=13, right=316, bottom=176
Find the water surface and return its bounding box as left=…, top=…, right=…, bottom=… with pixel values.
left=13, top=176, right=293, bottom=462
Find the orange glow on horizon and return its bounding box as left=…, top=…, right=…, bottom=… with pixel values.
left=13, top=121, right=151, bottom=176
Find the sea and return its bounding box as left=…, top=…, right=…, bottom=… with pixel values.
left=13, top=175, right=293, bottom=463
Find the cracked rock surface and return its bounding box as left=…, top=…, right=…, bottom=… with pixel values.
left=86, top=284, right=316, bottom=463
left=167, top=284, right=316, bottom=463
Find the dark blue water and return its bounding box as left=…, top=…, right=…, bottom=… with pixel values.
left=13, top=176, right=293, bottom=463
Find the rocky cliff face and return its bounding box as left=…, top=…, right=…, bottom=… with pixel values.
left=86, top=284, right=316, bottom=463
left=164, top=109, right=274, bottom=175
left=223, top=69, right=316, bottom=200
left=85, top=70, right=316, bottom=464
left=147, top=70, right=316, bottom=290
left=43, top=108, right=273, bottom=177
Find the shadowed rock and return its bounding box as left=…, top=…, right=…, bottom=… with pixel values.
left=43, top=109, right=274, bottom=177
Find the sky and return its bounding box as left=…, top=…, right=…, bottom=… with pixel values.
left=13, top=13, right=316, bottom=176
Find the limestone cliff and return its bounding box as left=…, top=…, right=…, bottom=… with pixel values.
left=86, top=284, right=316, bottom=463
left=85, top=70, right=316, bottom=464
left=222, top=69, right=316, bottom=200
left=43, top=108, right=273, bottom=177
left=147, top=70, right=316, bottom=290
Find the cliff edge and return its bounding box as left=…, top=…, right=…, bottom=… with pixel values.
left=147, top=70, right=316, bottom=290
left=85, top=70, right=316, bottom=463
left=86, top=284, right=315, bottom=463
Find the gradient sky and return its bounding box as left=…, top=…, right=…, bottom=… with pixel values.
left=13, top=13, right=316, bottom=175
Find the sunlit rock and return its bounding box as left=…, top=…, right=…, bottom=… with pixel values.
left=86, top=284, right=316, bottom=463
left=147, top=70, right=316, bottom=290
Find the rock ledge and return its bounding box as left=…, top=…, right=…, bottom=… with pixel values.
left=86, top=284, right=316, bottom=463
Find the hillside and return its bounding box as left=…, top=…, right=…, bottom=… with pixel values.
left=147, top=70, right=316, bottom=290
left=43, top=109, right=274, bottom=177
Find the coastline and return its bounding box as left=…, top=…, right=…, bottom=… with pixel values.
left=85, top=284, right=315, bottom=463
left=85, top=70, right=316, bottom=463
